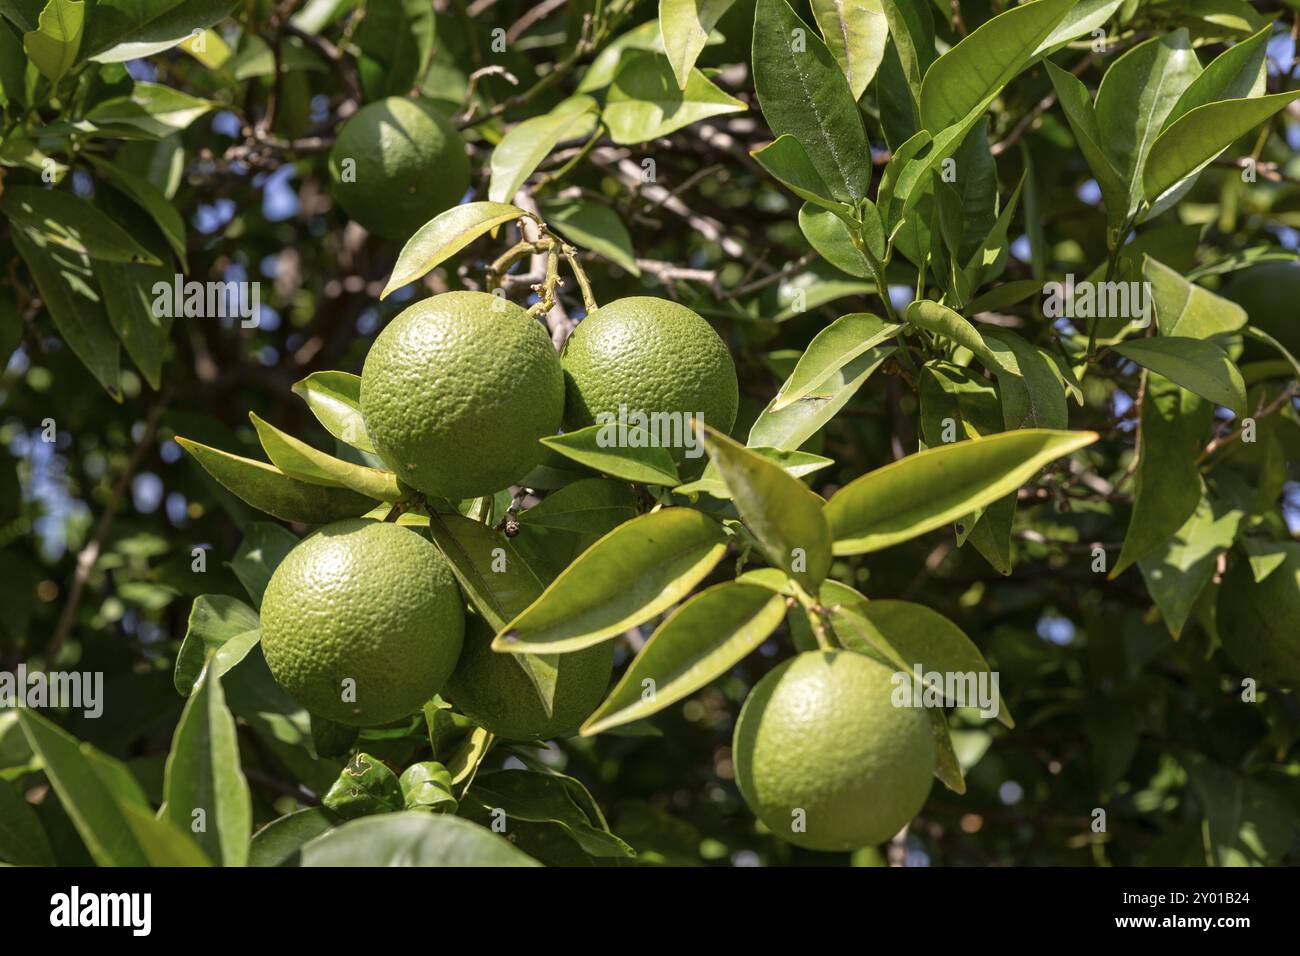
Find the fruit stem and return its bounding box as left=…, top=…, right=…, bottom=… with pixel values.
left=383, top=493, right=425, bottom=522
left=560, top=245, right=599, bottom=313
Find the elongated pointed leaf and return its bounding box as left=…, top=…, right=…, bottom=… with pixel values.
left=467, top=770, right=634, bottom=857
left=825, top=429, right=1098, bottom=554
left=2, top=185, right=162, bottom=264
left=519, top=479, right=639, bottom=533
left=291, top=371, right=375, bottom=453
left=297, top=811, right=539, bottom=866
left=22, top=0, right=82, bottom=82
left=798, top=203, right=870, bottom=278
left=661, top=0, right=736, bottom=90
left=1143, top=91, right=1300, bottom=204
left=488, top=96, right=598, bottom=203
left=582, top=582, right=785, bottom=735
left=603, top=51, right=745, bottom=145
left=748, top=344, right=894, bottom=449
left=752, top=0, right=870, bottom=202
left=1033, top=0, right=1123, bottom=56
left=174, top=594, right=261, bottom=695
left=1163, top=24, right=1270, bottom=128
left=702, top=426, right=831, bottom=590
left=176, top=437, right=374, bottom=524
left=541, top=425, right=680, bottom=486
left=250, top=413, right=400, bottom=501
left=918, top=0, right=1073, bottom=133
left=163, top=662, right=251, bottom=866
left=382, top=202, right=527, bottom=298
left=811, top=0, right=888, bottom=99
left=878, top=0, right=933, bottom=112
left=1044, top=62, right=1127, bottom=233
left=1145, top=257, right=1246, bottom=339
left=494, top=508, right=728, bottom=653
left=773, top=312, right=902, bottom=410
left=1112, top=337, right=1246, bottom=414
left=675, top=446, right=833, bottom=499
left=84, top=153, right=188, bottom=267
left=83, top=82, right=217, bottom=136
left=1139, top=495, right=1242, bottom=638
left=751, top=135, right=850, bottom=211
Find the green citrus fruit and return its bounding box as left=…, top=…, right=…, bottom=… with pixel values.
left=328, top=97, right=469, bottom=241
left=560, top=297, right=739, bottom=453
left=444, top=615, right=614, bottom=739
left=360, top=291, right=565, bottom=500
left=260, top=519, right=465, bottom=726
left=732, top=650, right=934, bottom=851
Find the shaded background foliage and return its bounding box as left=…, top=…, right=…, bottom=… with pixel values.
left=1, top=0, right=1299, bottom=866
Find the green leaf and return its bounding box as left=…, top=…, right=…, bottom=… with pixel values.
left=747, top=344, right=894, bottom=450
left=541, top=199, right=640, bottom=276
left=1111, top=337, right=1246, bottom=414
left=382, top=202, right=527, bottom=298
left=1094, top=29, right=1201, bottom=218
left=798, top=203, right=869, bottom=278
left=701, top=426, right=832, bottom=591
left=83, top=153, right=188, bottom=267
left=982, top=328, right=1069, bottom=430
left=18, top=709, right=152, bottom=866
left=488, top=95, right=598, bottom=203
left=752, top=0, right=870, bottom=202
left=660, top=0, right=736, bottom=90
left=1143, top=91, right=1300, bottom=204
left=878, top=0, right=933, bottom=113
left=249, top=412, right=399, bottom=501
left=10, top=227, right=121, bottom=398
left=1139, top=495, right=1243, bottom=638
left=811, top=0, right=888, bottom=99
left=248, top=807, right=338, bottom=867
left=174, top=594, right=260, bottom=695
left=825, top=429, right=1098, bottom=554
left=232, top=522, right=298, bottom=607
left=1241, top=326, right=1300, bottom=383
left=1112, top=374, right=1209, bottom=577
left=1185, top=756, right=1294, bottom=866
left=905, top=299, right=999, bottom=366
left=92, top=258, right=173, bottom=390
left=83, top=0, right=238, bottom=62
left=541, top=424, right=680, bottom=486
left=296, top=811, right=539, bottom=866
left=322, top=752, right=404, bottom=820
left=494, top=508, right=728, bottom=654
left=751, top=135, right=850, bottom=211
left=1044, top=61, right=1127, bottom=235
left=0, top=779, right=54, bottom=865
left=84, top=82, right=218, bottom=136
left=519, top=479, right=639, bottom=533
left=603, top=51, right=745, bottom=145
left=353, top=0, right=432, bottom=100
left=1217, top=543, right=1300, bottom=683
left=2, top=185, right=162, bottom=264
left=399, top=761, right=457, bottom=813
left=162, top=661, right=251, bottom=866
left=773, top=312, right=902, bottom=411
left=467, top=770, right=635, bottom=857
left=674, top=446, right=833, bottom=499
left=582, top=581, right=785, bottom=735
left=291, top=370, right=375, bottom=453
left=1033, top=0, right=1124, bottom=56
left=310, top=714, right=358, bottom=759
left=1163, top=23, right=1270, bottom=128
left=22, top=0, right=81, bottom=82
left=175, top=436, right=375, bottom=524
left=1145, top=257, right=1246, bottom=339
left=918, top=0, right=1073, bottom=133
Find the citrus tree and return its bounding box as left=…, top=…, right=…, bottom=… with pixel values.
left=2, top=0, right=1299, bottom=867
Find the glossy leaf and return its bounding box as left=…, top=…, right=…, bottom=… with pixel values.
left=176, top=437, right=374, bottom=524
left=163, top=662, right=251, bottom=866
left=748, top=344, right=894, bottom=450
left=541, top=199, right=640, bottom=275
left=250, top=412, right=399, bottom=501
left=248, top=807, right=338, bottom=867
left=811, top=0, right=887, bottom=99
left=752, top=0, right=870, bottom=202
left=488, top=95, right=598, bottom=203
left=774, top=312, right=902, bottom=411
left=582, top=582, right=785, bottom=735
left=825, top=429, right=1098, bottom=554
left=918, top=0, right=1073, bottom=133
left=983, top=328, right=1069, bottom=430
left=1044, top=62, right=1127, bottom=232
left=1163, top=24, right=1270, bottom=127
left=751, top=135, right=850, bottom=211
left=660, top=0, right=736, bottom=89
left=83, top=0, right=238, bottom=62
left=174, top=594, right=260, bottom=695
left=878, top=0, right=933, bottom=112
left=674, top=446, right=833, bottom=499
left=22, top=0, right=82, bottom=82
left=798, top=203, right=870, bottom=278
left=603, top=51, right=745, bottom=145
left=322, top=752, right=404, bottom=820
left=382, top=202, right=528, bottom=298
left=467, top=770, right=635, bottom=857
left=1139, top=495, right=1242, bottom=638
left=400, top=761, right=458, bottom=813
left=1033, top=0, right=1124, bottom=56
left=84, top=153, right=188, bottom=267
left=702, top=426, right=831, bottom=590
left=541, top=424, right=680, bottom=486
left=494, top=508, right=728, bottom=654
left=2, top=185, right=162, bottom=264
left=1145, top=257, right=1246, bottom=339
left=1111, top=337, right=1246, bottom=414
left=232, top=522, right=298, bottom=607
left=296, top=811, right=540, bottom=866
left=291, top=371, right=375, bottom=453
left=519, top=478, right=639, bottom=533
left=84, top=82, right=218, bottom=136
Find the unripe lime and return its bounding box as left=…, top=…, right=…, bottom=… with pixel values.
left=328, top=97, right=469, bottom=241
left=560, top=297, right=738, bottom=453
left=445, top=616, right=614, bottom=739
left=360, top=291, right=565, bottom=500
left=260, top=519, right=465, bottom=726
left=732, top=650, right=934, bottom=851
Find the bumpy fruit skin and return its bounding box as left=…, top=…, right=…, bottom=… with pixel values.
left=327, top=97, right=469, bottom=241
left=445, top=616, right=613, bottom=739
left=560, top=297, right=739, bottom=451
left=260, top=519, right=465, bottom=726
left=360, top=291, right=565, bottom=500
left=732, top=650, right=934, bottom=852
